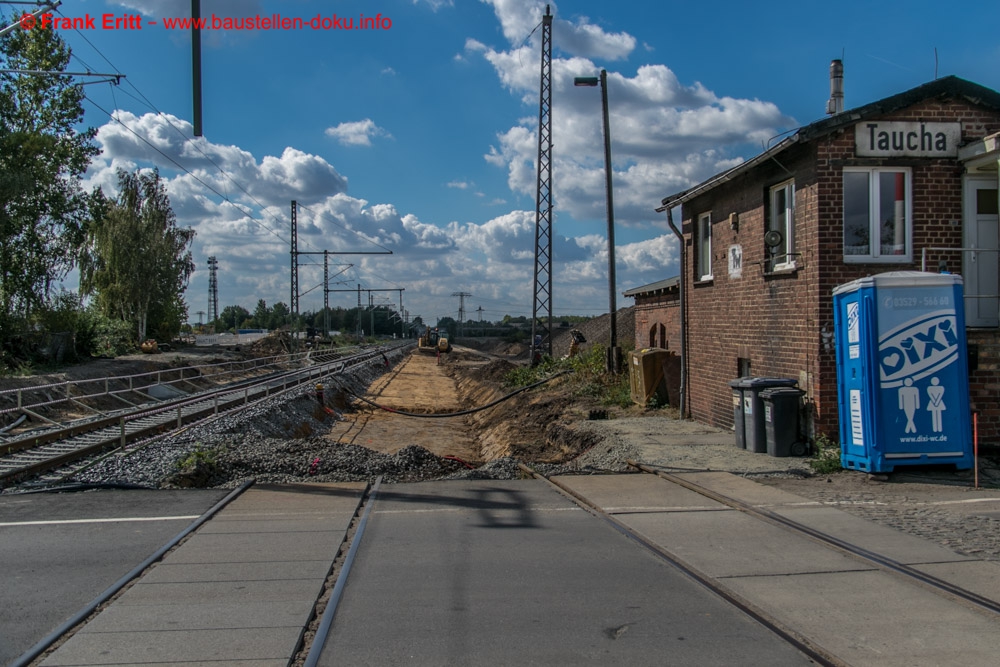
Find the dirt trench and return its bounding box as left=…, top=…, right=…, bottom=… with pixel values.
left=323, top=347, right=600, bottom=465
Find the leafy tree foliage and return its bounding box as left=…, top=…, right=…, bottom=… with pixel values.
left=79, top=169, right=195, bottom=342
left=0, top=18, right=99, bottom=341
left=216, top=305, right=250, bottom=332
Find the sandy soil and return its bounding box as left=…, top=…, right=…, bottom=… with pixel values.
left=324, top=350, right=483, bottom=464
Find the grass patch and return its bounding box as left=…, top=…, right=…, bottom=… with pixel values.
left=175, top=444, right=218, bottom=472
left=503, top=344, right=634, bottom=409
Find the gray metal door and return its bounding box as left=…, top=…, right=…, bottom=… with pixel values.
left=963, top=177, right=999, bottom=327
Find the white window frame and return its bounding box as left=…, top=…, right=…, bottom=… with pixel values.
left=697, top=212, right=713, bottom=281
left=843, top=167, right=913, bottom=263
left=768, top=179, right=796, bottom=271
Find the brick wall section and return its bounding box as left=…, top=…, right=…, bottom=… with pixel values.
left=969, top=329, right=1000, bottom=438
left=632, top=294, right=680, bottom=351
left=672, top=96, right=1000, bottom=442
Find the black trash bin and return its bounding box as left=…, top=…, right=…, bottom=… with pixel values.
left=743, top=378, right=798, bottom=453
left=762, top=387, right=807, bottom=457
left=728, top=377, right=752, bottom=449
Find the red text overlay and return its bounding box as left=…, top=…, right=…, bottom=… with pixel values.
left=19, top=13, right=392, bottom=31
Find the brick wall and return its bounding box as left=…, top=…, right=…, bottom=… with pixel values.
left=968, top=329, right=1000, bottom=438
left=632, top=294, right=680, bottom=352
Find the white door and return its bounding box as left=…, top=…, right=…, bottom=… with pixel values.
left=964, top=177, right=1000, bottom=327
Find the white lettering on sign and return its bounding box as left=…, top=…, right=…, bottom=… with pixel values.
left=878, top=311, right=959, bottom=388
left=856, top=122, right=960, bottom=158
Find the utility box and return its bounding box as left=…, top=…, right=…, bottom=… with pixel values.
left=833, top=272, right=973, bottom=473
left=762, top=387, right=807, bottom=457
left=629, top=348, right=670, bottom=405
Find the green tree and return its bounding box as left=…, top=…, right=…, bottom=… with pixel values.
left=251, top=299, right=270, bottom=329
left=0, top=17, right=99, bottom=340
left=268, top=301, right=290, bottom=329
left=79, top=169, right=195, bottom=342
left=217, top=305, right=249, bottom=332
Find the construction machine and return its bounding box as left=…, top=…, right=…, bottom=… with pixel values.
left=417, top=326, right=451, bottom=354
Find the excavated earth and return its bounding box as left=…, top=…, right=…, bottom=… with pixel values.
left=323, top=346, right=600, bottom=465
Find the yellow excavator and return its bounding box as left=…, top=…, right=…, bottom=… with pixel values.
left=417, top=326, right=451, bottom=353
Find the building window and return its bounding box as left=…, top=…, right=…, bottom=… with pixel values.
left=768, top=180, right=795, bottom=270
left=843, top=167, right=912, bottom=263
left=697, top=212, right=713, bottom=280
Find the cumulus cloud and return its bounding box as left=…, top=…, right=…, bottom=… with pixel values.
left=91, top=111, right=348, bottom=206
left=85, top=112, right=597, bottom=320
left=480, top=0, right=635, bottom=61
left=469, top=8, right=795, bottom=229
left=325, top=119, right=392, bottom=147
left=84, top=2, right=794, bottom=321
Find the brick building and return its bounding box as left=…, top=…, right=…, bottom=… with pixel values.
left=624, top=277, right=680, bottom=351
left=650, top=75, right=1000, bottom=442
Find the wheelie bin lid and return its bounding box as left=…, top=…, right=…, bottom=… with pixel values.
left=729, top=376, right=753, bottom=389
left=742, top=377, right=798, bottom=389
left=761, top=387, right=805, bottom=400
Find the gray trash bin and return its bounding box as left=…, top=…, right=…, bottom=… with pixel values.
left=762, top=387, right=807, bottom=457
left=743, top=378, right=798, bottom=453
left=728, top=377, right=752, bottom=449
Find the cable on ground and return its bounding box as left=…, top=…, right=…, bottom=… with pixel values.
left=347, top=370, right=571, bottom=418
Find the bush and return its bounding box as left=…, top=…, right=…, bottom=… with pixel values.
left=809, top=432, right=842, bottom=474
left=78, top=308, right=135, bottom=358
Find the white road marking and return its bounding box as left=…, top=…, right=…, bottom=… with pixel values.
left=0, top=515, right=200, bottom=527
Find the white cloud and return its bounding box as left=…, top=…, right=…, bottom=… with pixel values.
left=81, top=3, right=796, bottom=322
left=325, top=119, right=392, bottom=147
left=414, top=0, right=455, bottom=11
left=480, top=0, right=635, bottom=61
left=471, top=34, right=795, bottom=229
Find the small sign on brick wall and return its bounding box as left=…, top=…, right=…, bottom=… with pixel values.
left=728, top=244, right=743, bottom=279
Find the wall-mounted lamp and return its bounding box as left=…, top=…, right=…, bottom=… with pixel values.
left=729, top=212, right=739, bottom=231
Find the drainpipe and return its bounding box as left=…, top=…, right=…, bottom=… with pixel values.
left=666, top=206, right=687, bottom=418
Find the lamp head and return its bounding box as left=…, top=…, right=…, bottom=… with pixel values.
left=574, top=76, right=599, bottom=87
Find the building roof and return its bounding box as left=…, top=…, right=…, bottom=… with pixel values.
left=623, top=276, right=680, bottom=298
left=657, top=76, right=1000, bottom=212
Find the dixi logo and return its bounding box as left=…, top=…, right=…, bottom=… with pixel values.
left=879, top=312, right=958, bottom=388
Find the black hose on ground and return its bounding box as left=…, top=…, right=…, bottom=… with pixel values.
left=346, top=370, right=571, bottom=418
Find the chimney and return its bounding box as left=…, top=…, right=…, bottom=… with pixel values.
left=826, top=59, right=844, bottom=115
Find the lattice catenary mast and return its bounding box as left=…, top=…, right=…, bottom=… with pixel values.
left=530, top=5, right=554, bottom=360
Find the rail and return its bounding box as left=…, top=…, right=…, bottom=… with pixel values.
left=0, top=342, right=411, bottom=488
left=0, top=345, right=363, bottom=427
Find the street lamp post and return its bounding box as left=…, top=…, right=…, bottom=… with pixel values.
left=574, top=69, right=620, bottom=372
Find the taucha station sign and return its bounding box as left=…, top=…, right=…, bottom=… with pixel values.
left=856, top=121, right=961, bottom=158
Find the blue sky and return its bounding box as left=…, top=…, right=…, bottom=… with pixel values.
left=24, top=0, right=1000, bottom=324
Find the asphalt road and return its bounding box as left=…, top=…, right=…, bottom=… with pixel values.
left=0, top=488, right=228, bottom=665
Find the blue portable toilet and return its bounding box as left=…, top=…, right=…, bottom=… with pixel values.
left=832, top=272, right=973, bottom=473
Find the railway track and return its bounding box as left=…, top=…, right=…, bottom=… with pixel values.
left=0, top=344, right=409, bottom=489
left=513, top=463, right=1000, bottom=667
